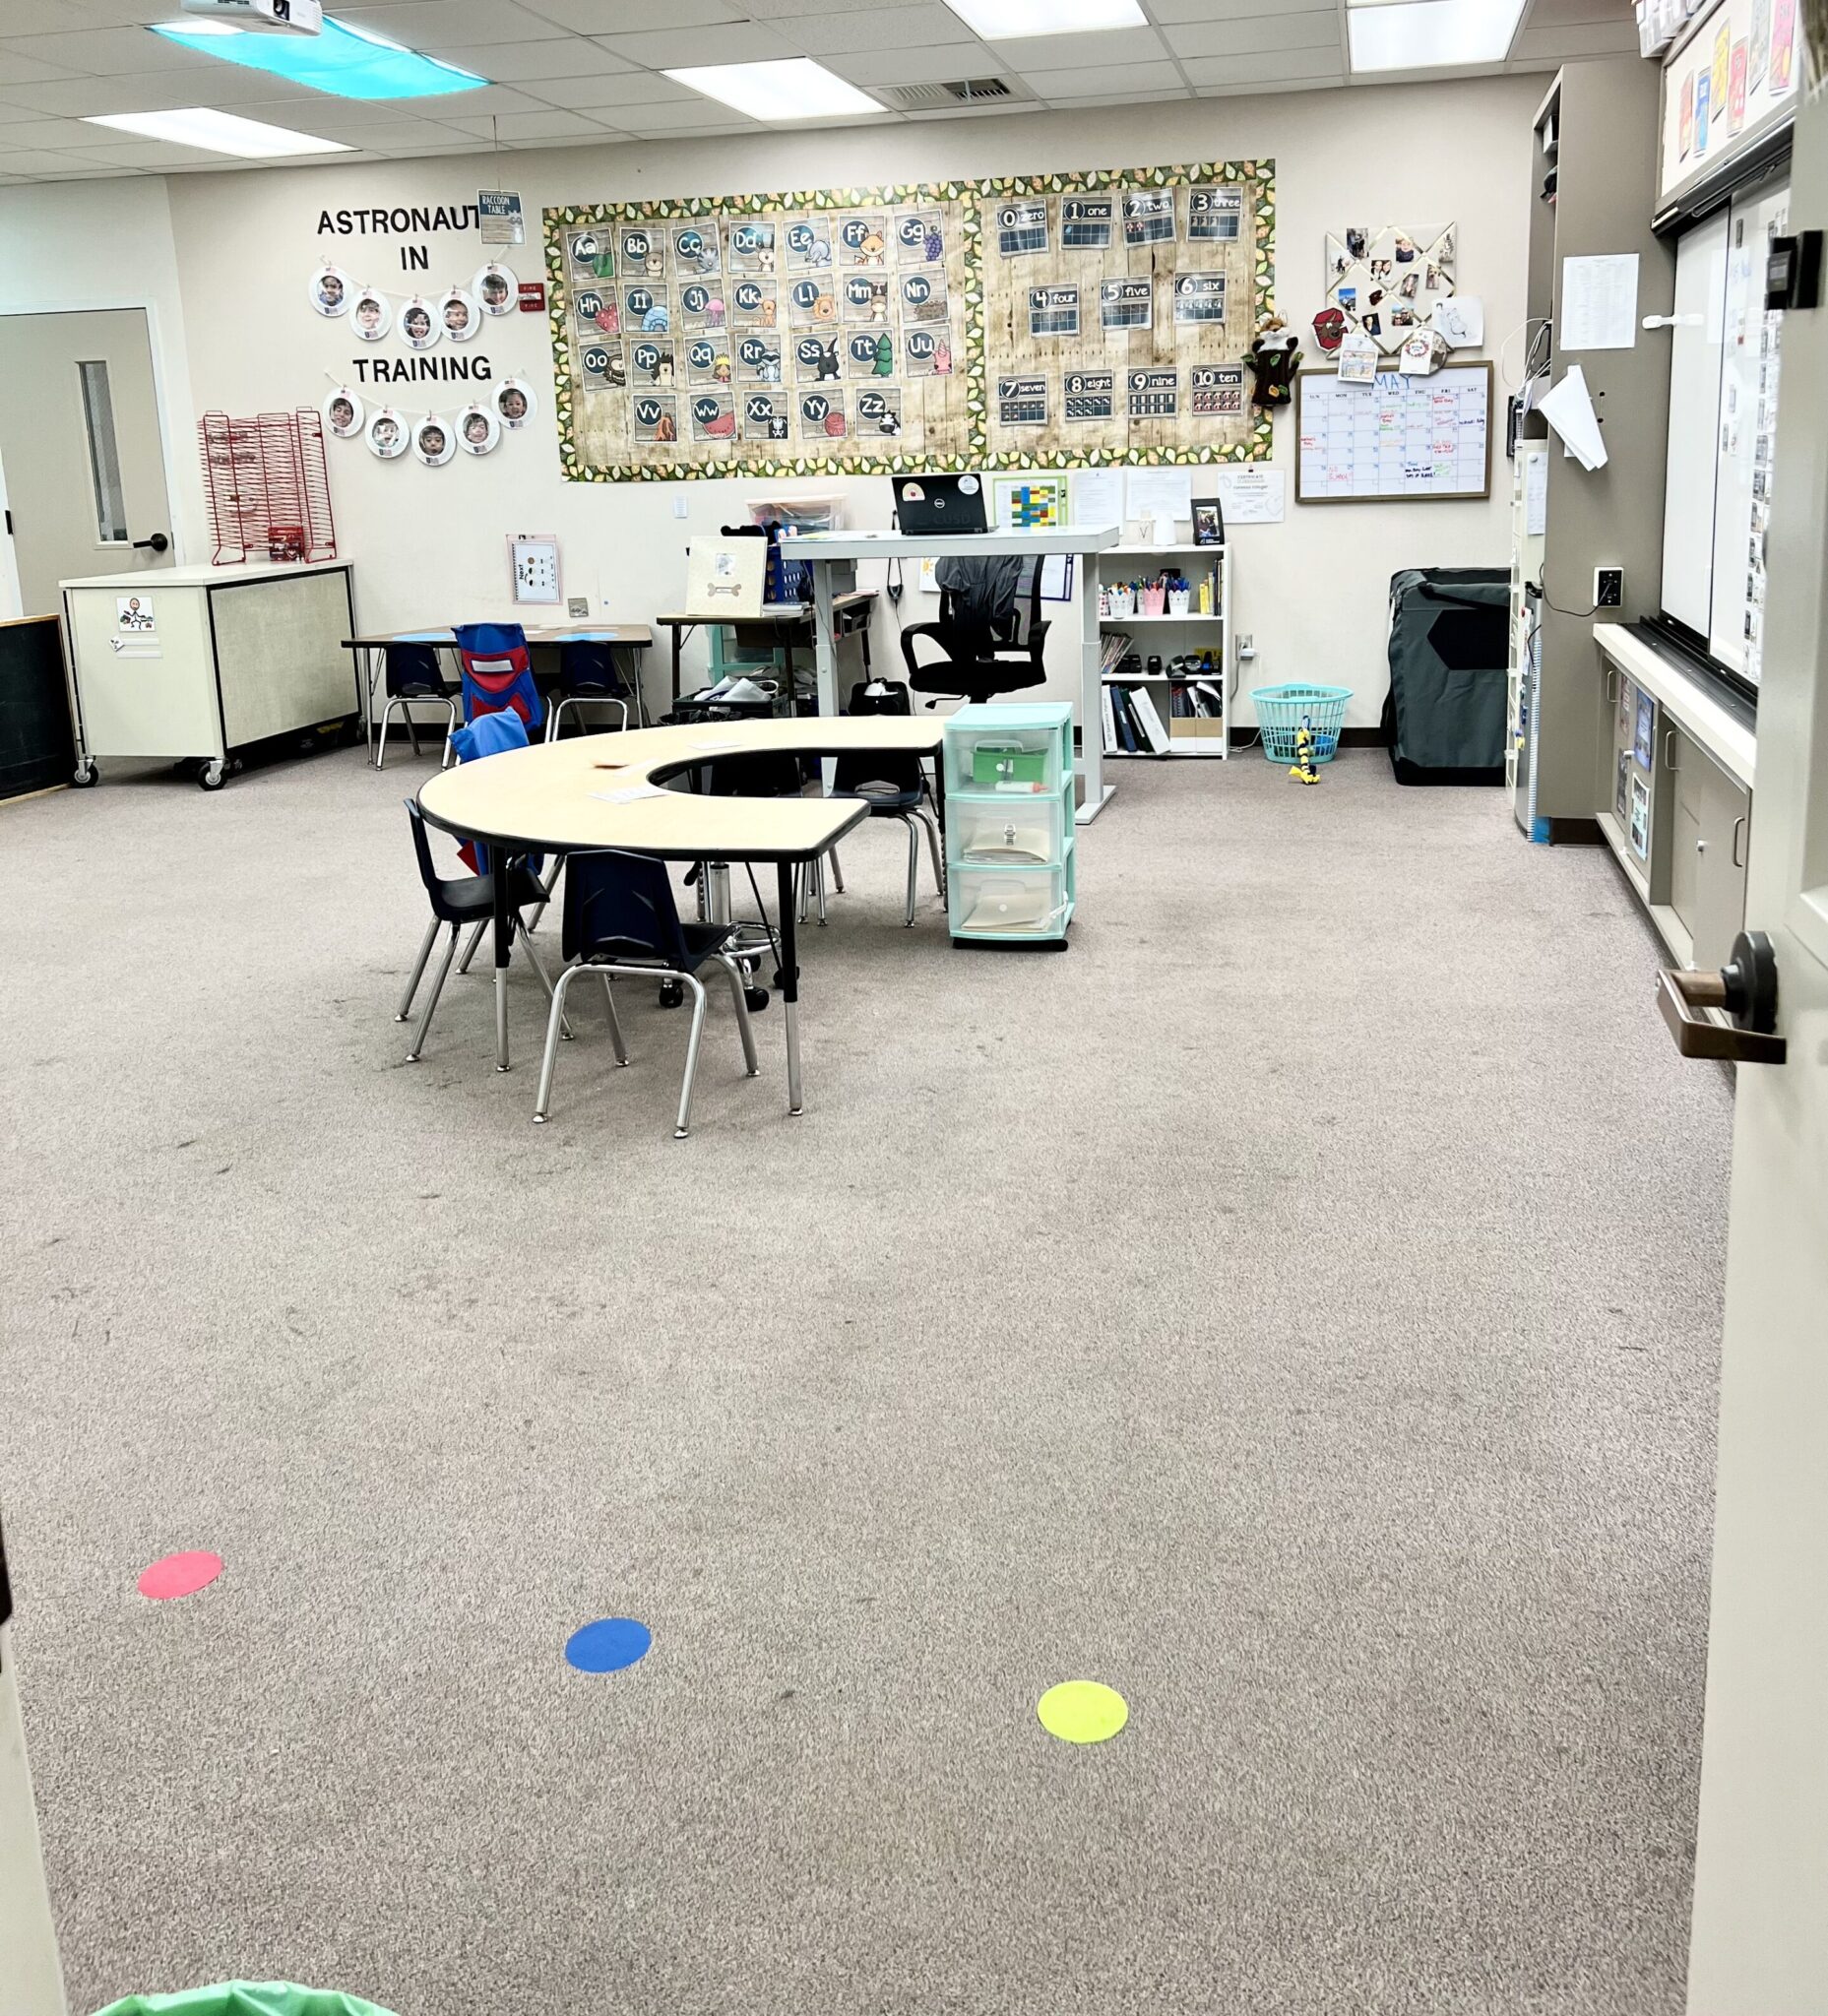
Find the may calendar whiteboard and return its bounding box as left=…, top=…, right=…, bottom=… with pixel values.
left=1294, top=362, right=1492, bottom=504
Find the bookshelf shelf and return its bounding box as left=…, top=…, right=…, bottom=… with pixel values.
left=1098, top=541, right=1231, bottom=762
left=1099, top=614, right=1226, bottom=626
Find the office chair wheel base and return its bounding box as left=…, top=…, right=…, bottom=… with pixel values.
left=72, top=758, right=99, bottom=788
left=659, top=978, right=684, bottom=1010
left=744, top=986, right=770, bottom=1013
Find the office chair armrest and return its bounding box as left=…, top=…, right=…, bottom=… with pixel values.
left=898, top=621, right=952, bottom=681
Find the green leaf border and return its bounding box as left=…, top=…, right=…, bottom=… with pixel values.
left=545, top=158, right=1274, bottom=484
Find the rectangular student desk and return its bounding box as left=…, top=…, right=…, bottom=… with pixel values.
left=343, top=624, right=656, bottom=756
left=777, top=525, right=1121, bottom=824
left=413, top=715, right=948, bottom=1117
left=653, top=591, right=876, bottom=708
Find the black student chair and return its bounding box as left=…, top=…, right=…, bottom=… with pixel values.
left=833, top=680, right=944, bottom=926
left=901, top=553, right=1049, bottom=708
left=533, top=849, right=759, bottom=1138
left=374, top=643, right=458, bottom=771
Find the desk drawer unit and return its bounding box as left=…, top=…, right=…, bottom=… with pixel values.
left=943, top=702, right=1075, bottom=949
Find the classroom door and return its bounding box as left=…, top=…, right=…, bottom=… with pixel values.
left=0, top=309, right=173, bottom=620
left=1681, top=78, right=1828, bottom=2016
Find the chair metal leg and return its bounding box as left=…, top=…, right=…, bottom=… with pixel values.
left=403, top=705, right=423, bottom=761
left=902, top=814, right=919, bottom=926
left=916, top=808, right=946, bottom=902
left=375, top=700, right=395, bottom=772
left=395, top=916, right=440, bottom=1022
left=495, top=962, right=509, bottom=1073
left=673, top=972, right=709, bottom=1139
left=545, top=698, right=563, bottom=744
left=828, top=846, right=846, bottom=893
left=457, top=918, right=487, bottom=976
left=440, top=699, right=458, bottom=769
left=816, top=853, right=828, bottom=926
left=716, top=953, right=760, bottom=1077
left=406, top=925, right=459, bottom=1060
left=532, top=963, right=587, bottom=1123
left=599, top=973, right=629, bottom=1064
left=516, top=921, right=573, bottom=1040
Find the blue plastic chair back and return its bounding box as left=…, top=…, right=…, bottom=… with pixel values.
left=562, top=850, right=689, bottom=969
left=452, top=622, right=528, bottom=659
left=557, top=640, right=627, bottom=695
left=384, top=643, right=445, bottom=695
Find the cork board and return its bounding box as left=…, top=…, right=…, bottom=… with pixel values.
left=547, top=158, right=1275, bottom=484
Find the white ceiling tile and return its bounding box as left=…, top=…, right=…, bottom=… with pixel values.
left=745, top=0, right=915, bottom=12
left=0, top=53, right=83, bottom=86
left=427, top=36, right=633, bottom=81
left=523, top=71, right=700, bottom=108
left=333, top=1, right=572, bottom=49
left=0, top=99, right=52, bottom=122
left=1521, top=0, right=1636, bottom=23
left=0, top=1, right=100, bottom=32
left=22, top=70, right=326, bottom=115
left=597, top=98, right=763, bottom=132
left=0, top=26, right=214, bottom=74
left=501, top=129, right=633, bottom=147
left=978, top=26, right=1168, bottom=69
left=1147, top=0, right=1332, bottom=17
left=1179, top=47, right=1345, bottom=86
left=524, top=0, right=743, bottom=26
left=1164, top=12, right=1341, bottom=58
left=1196, top=73, right=1343, bottom=96
left=0, top=116, right=130, bottom=148
left=767, top=4, right=977, bottom=55
left=1023, top=58, right=1185, bottom=97
left=0, top=148, right=115, bottom=173
left=596, top=21, right=802, bottom=65
left=396, top=84, right=555, bottom=112
left=1055, top=87, right=1200, bottom=107
left=828, top=38, right=991, bottom=82
left=443, top=106, right=609, bottom=138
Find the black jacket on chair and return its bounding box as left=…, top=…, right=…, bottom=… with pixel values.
left=900, top=554, right=1048, bottom=706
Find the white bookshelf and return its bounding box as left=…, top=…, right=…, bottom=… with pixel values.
left=1097, top=541, right=1232, bottom=761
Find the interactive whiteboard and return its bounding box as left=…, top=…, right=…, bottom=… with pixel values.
left=1294, top=363, right=1492, bottom=505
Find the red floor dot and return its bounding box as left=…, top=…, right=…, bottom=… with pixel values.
left=137, top=1550, right=223, bottom=1601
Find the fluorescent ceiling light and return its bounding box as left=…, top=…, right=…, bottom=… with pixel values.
left=942, top=0, right=1145, bottom=32
left=150, top=16, right=486, bottom=99
left=82, top=106, right=354, bottom=157
left=1347, top=0, right=1527, bottom=71
left=663, top=58, right=886, bottom=121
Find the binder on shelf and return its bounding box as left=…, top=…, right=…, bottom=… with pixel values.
left=1129, top=684, right=1170, bottom=754
left=1101, top=685, right=1118, bottom=755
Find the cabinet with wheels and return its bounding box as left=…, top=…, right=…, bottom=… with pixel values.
left=943, top=702, right=1075, bottom=949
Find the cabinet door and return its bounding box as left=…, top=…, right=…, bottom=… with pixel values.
left=1692, top=757, right=1751, bottom=972
left=1669, top=731, right=1704, bottom=938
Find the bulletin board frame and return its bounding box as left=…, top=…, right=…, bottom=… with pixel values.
left=1292, top=361, right=1494, bottom=506
left=546, top=158, right=1276, bottom=485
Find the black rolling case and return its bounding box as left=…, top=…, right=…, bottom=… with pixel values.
left=1383, top=568, right=1509, bottom=785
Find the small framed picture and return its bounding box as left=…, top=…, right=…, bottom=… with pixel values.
left=1191, top=498, right=1225, bottom=546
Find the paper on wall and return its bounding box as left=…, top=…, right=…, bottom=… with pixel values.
left=1213, top=467, right=1286, bottom=525
left=1560, top=254, right=1639, bottom=350
left=1525, top=450, right=1547, bottom=536
left=1539, top=363, right=1607, bottom=470
left=1070, top=467, right=1124, bottom=532
left=1124, top=468, right=1193, bottom=524
left=1430, top=294, right=1484, bottom=348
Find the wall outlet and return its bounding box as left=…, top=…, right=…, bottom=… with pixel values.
left=1594, top=567, right=1623, bottom=608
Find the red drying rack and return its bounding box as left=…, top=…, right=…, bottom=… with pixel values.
left=199, top=410, right=337, bottom=566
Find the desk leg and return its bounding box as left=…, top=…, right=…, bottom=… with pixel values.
left=492, top=860, right=513, bottom=1072
left=1076, top=551, right=1113, bottom=825
left=776, top=859, right=802, bottom=1116
left=671, top=627, right=684, bottom=709
left=364, top=646, right=382, bottom=764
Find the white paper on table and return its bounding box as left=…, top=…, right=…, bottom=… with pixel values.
left=593, top=783, right=668, bottom=804
left=1525, top=452, right=1547, bottom=536
left=1431, top=294, right=1484, bottom=348
left=1560, top=254, right=1639, bottom=350
left=1213, top=468, right=1286, bottom=525
left=1539, top=364, right=1607, bottom=470
left=1124, top=468, right=1193, bottom=524
left=1070, top=468, right=1124, bottom=532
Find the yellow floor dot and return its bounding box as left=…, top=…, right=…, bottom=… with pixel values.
left=1037, top=1679, right=1129, bottom=1744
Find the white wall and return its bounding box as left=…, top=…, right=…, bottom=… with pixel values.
left=6, top=77, right=1542, bottom=720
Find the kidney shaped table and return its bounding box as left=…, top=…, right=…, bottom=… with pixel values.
left=414, top=715, right=948, bottom=1114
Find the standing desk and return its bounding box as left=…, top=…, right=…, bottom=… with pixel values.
left=777, top=525, right=1121, bottom=824
left=343, top=624, right=655, bottom=758
left=414, top=715, right=948, bottom=1117
left=653, top=591, right=876, bottom=709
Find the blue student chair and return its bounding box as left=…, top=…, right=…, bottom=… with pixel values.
left=374, top=642, right=459, bottom=772
left=453, top=621, right=543, bottom=734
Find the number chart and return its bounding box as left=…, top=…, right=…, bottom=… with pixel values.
left=547, top=159, right=1275, bottom=483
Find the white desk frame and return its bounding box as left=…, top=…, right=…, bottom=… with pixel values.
left=779, top=524, right=1122, bottom=825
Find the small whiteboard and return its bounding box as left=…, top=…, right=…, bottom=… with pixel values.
left=1295, top=362, right=1493, bottom=504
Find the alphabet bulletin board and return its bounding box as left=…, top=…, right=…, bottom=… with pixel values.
left=546, top=159, right=1275, bottom=484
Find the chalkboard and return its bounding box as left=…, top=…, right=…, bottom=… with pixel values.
left=1294, top=362, right=1493, bottom=504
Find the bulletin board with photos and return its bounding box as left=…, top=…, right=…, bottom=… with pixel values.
left=545, top=158, right=1276, bottom=483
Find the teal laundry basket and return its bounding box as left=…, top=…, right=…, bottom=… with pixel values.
left=1250, top=683, right=1352, bottom=764
left=94, top=1984, right=396, bottom=2016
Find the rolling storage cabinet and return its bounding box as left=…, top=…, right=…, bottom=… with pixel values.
left=943, top=702, right=1075, bottom=950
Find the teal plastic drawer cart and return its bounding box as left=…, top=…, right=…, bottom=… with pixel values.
left=943, top=702, right=1075, bottom=951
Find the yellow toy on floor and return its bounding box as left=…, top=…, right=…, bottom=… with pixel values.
left=1289, top=719, right=1321, bottom=786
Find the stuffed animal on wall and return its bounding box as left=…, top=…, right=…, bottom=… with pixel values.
left=1247, top=314, right=1302, bottom=409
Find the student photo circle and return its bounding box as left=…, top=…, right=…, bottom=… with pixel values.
left=493, top=377, right=536, bottom=429
left=309, top=265, right=350, bottom=317
left=365, top=407, right=408, bottom=460
left=322, top=387, right=365, bottom=439
left=401, top=297, right=439, bottom=350
left=351, top=289, right=391, bottom=343
left=473, top=264, right=517, bottom=316
left=439, top=287, right=479, bottom=344
left=413, top=415, right=455, bottom=467
left=457, top=403, right=500, bottom=456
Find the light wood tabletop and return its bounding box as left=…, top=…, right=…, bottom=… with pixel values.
left=416, top=715, right=944, bottom=864
left=344, top=624, right=654, bottom=649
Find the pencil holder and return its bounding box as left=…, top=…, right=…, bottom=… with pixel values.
left=1141, top=583, right=1167, bottom=617
left=1167, top=588, right=1191, bottom=615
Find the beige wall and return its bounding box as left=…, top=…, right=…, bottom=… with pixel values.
left=7, top=76, right=1543, bottom=721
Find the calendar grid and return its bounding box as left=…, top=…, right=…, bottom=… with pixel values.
left=1294, top=364, right=1493, bottom=504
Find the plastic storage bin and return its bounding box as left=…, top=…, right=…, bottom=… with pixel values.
left=1249, top=682, right=1352, bottom=764
left=94, top=1985, right=396, bottom=2016
left=944, top=724, right=1064, bottom=797
left=951, top=865, right=1069, bottom=936
left=948, top=795, right=1066, bottom=865
left=943, top=702, right=1075, bottom=948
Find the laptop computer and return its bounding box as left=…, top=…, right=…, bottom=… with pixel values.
left=892, top=472, right=988, bottom=536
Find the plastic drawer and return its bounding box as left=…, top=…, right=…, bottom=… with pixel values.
left=944, top=726, right=1063, bottom=797
left=948, top=793, right=1065, bottom=866
left=951, top=863, right=1069, bottom=938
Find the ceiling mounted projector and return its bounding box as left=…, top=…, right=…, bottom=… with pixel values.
left=178, top=0, right=324, bottom=32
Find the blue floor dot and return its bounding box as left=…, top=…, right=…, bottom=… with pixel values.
left=565, top=1617, right=652, bottom=1674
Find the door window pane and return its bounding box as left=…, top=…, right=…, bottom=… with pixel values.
left=77, top=359, right=128, bottom=542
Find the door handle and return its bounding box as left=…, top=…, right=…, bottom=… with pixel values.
left=132, top=532, right=170, bottom=554
left=1664, top=727, right=1681, bottom=771
left=1731, top=813, right=1746, bottom=867
left=1657, top=928, right=1787, bottom=1065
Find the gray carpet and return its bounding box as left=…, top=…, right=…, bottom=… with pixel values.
left=0, top=744, right=1730, bottom=2016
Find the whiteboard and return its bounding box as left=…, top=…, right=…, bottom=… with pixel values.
left=1294, top=363, right=1492, bottom=504
left=1661, top=208, right=1728, bottom=638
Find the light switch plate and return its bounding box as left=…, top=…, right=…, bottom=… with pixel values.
left=672, top=496, right=689, bottom=520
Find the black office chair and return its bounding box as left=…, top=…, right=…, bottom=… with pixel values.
left=533, top=849, right=758, bottom=1138
left=833, top=680, right=944, bottom=927
left=544, top=640, right=637, bottom=740
left=374, top=643, right=458, bottom=771
left=901, top=554, right=1048, bottom=707
left=396, top=801, right=564, bottom=1062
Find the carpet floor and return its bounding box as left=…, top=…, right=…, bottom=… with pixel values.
left=0, top=744, right=1731, bottom=2016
